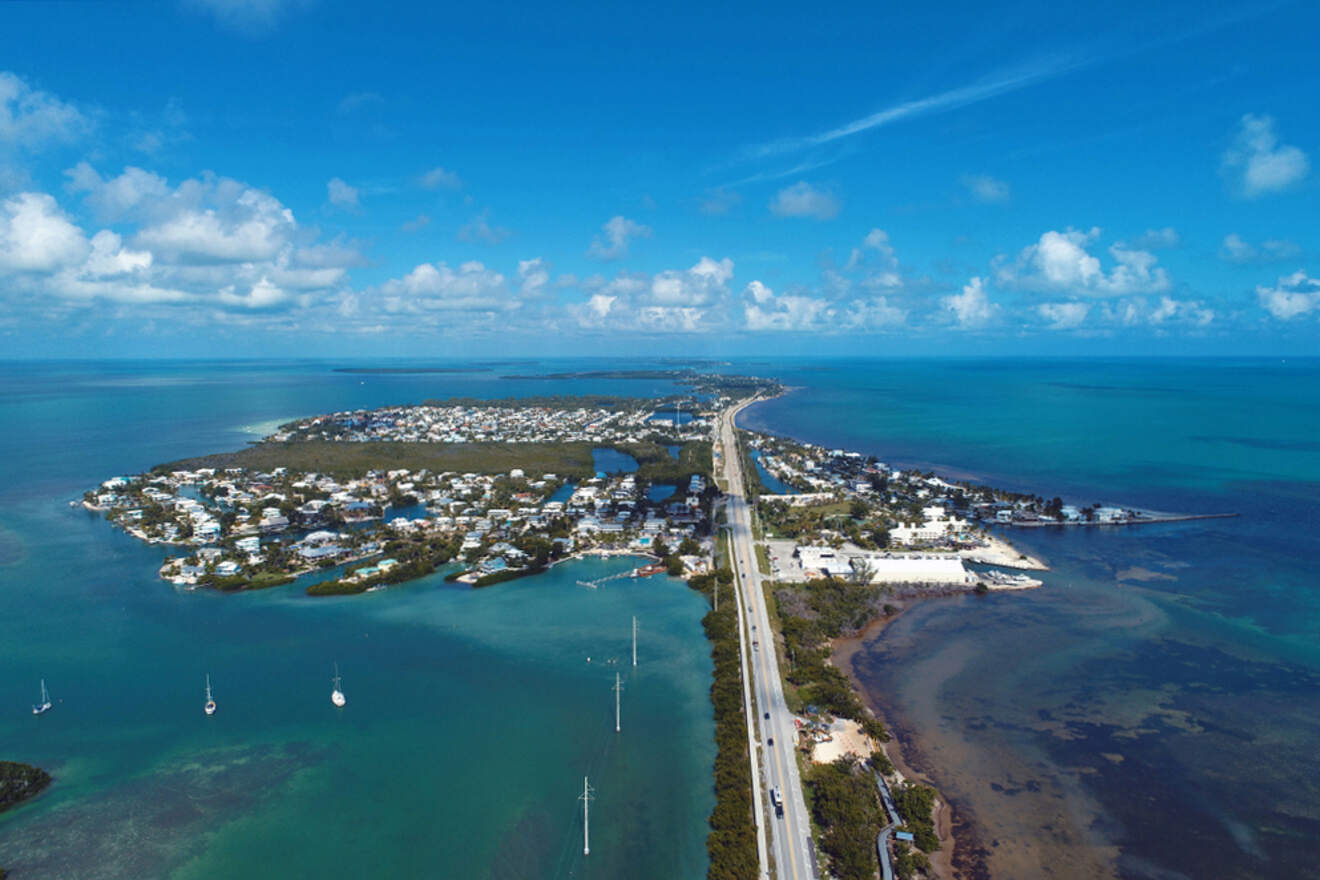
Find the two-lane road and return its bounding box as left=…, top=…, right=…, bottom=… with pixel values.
left=718, top=399, right=818, bottom=880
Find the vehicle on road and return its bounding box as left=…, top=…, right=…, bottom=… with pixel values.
left=771, top=787, right=784, bottom=817
left=768, top=736, right=774, bottom=746
left=764, top=712, right=770, bottom=719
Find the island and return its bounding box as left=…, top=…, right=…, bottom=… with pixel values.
left=0, top=761, right=50, bottom=816
left=1, top=759, right=52, bottom=876
left=76, top=377, right=1213, bottom=880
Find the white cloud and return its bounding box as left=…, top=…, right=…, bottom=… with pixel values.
left=843, top=297, right=905, bottom=329
left=744, top=280, right=774, bottom=305
left=517, top=258, right=549, bottom=297
left=1257, top=270, right=1320, bottom=320
left=587, top=215, right=651, bottom=260
left=1222, top=114, right=1310, bottom=198
left=961, top=174, right=1010, bottom=203
left=0, top=71, right=89, bottom=149
left=326, top=177, right=359, bottom=208
left=745, top=293, right=832, bottom=331
left=741, top=274, right=904, bottom=333
left=844, top=228, right=900, bottom=286
left=401, top=214, right=431, bottom=232
left=942, top=276, right=997, bottom=328
left=83, top=230, right=151, bottom=277
left=64, top=162, right=170, bottom=222
left=742, top=58, right=1074, bottom=161
left=217, top=276, right=289, bottom=310
left=0, top=192, right=89, bottom=272
left=1036, top=301, right=1090, bottom=329
left=1219, top=233, right=1301, bottom=263
left=1146, top=296, right=1214, bottom=326
left=770, top=181, right=840, bottom=220
left=24, top=165, right=358, bottom=312
left=135, top=191, right=294, bottom=263
left=571, top=256, right=734, bottom=332
left=996, top=228, right=1170, bottom=297
left=458, top=210, right=511, bottom=245
left=649, top=256, right=733, bottom=306
left=419, top=166, right=462, bottom=190
left=379, top=260, right=512, bottom=313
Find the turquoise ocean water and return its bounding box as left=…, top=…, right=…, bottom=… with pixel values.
left=0, top=361, right=714, bottom=879
left=2, top=358, right=1318, bottom=880
left=741, top=358, right=1320, bottom=880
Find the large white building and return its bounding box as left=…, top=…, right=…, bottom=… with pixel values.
left=796, top=545, right=974, bottom=585
left=888, top=505, right=968, bottom=546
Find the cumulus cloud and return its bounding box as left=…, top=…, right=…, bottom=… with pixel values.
left=960, top=174, right=1010, bottom=203
left=419, top=166, right=462, bottom=190
left=326, top=177, right=359, bottom=208
left=996, top=228, right=1170, bottom=297
left=587, top=215, right=651, bottom=260
left=378, top=260, right=512, bottom=313
left=458, top=210, right=511, bottom=245
left=741, top=275, right=905, bottom=332
left=1036, top=301, right=1089, bottom=329
left=0, top=71, right=90, bottom=149
left=1222, top=114, right=1310, bottom=198
left=770, top=181, right=840, bottom=220
left=572, top=256, right=734, bottom=332
left=1257, top=270, right=1320, bottom=320
left=942, top=277, right=997, bottom=328
left=11, top=164, right=360, bottom=313
left=1219, top=233, right=1300, bottom=263
left=1147, top=296, right=1214, bottom=326
left=0, top=192, right=90, bottom=272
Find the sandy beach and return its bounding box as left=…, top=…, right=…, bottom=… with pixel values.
left=960, top=532, right=1048, bottom=571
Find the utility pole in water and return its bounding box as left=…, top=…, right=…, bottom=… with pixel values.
left=579, top=776, right=595, bottom=855
left=614, top=671, right=623, bottom=733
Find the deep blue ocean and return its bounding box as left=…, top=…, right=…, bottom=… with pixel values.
left=0, top=357, right=1316, bottom=880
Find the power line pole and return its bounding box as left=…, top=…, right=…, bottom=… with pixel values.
left=632, top=616, right=637, bottom=667
left=579, top=776, right=595, bottom=855
left=614, top=671, right=623, bottom=733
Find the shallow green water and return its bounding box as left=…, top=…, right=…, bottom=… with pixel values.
left=0, top=362, right=714, bottom=879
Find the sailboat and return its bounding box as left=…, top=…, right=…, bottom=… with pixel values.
left=204, top=675, right=217, bottom=716
left=331, top=664, right=346, bottom=708
left=32, top=680, right=52, bottom=715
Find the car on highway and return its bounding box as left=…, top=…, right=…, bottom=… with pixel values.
left=764, top=712, right=769, bottom=719
left=768, top=737, right=774, bottom=746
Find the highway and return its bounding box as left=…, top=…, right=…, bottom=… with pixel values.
left=717, top=398, right=818, bottom=880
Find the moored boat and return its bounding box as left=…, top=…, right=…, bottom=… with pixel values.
left=32, top=680, right=52, bottom=716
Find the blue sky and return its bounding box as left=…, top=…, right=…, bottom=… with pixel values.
left=0, top=0, right=1316, bottom=357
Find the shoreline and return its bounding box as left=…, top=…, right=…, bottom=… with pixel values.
left=832, top=606, right=971, bottom=880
